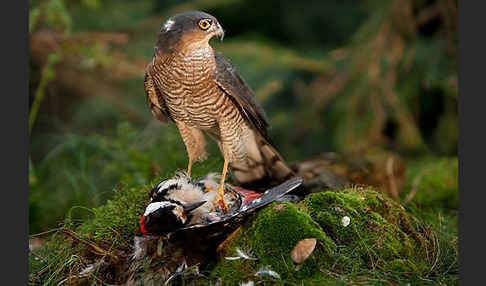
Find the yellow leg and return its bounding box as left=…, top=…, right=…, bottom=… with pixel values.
left=187, top=157, right=193, bottom=177
left=218, top=158, right=229, bottom=212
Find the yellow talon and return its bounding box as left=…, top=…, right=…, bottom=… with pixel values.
left=217, top=158, right=230, bottom=212
left=187, top=157, right=193, bottom=177
left=218, top=185, right=229, bottom=212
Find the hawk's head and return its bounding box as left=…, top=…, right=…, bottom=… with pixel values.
left=156, top=10, right=224, bottom=54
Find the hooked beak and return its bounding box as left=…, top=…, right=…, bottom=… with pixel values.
left=182, top=201, right=206, bottom=213
left=214, top=23, right=225, bottom=41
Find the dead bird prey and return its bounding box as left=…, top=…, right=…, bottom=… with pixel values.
left=140, top=172, right=303, bottom=236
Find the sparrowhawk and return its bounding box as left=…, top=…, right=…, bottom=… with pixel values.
left=144, top=11, right=294, bottom=209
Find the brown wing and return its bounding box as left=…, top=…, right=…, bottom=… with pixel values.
left=212, top=51, right=271, bottom=142
left=144, top=61, right=172, bottom=123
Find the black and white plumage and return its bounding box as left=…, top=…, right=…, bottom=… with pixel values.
left=140, top=173, right=303, bottom=236
left=148, top=172, right=222, bottom=223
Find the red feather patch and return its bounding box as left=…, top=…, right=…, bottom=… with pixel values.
left=233, top=186, right=263, bottom=205
left=140, top=216, right=148, bottom=235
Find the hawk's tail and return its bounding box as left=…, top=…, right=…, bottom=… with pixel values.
left=230, top=130, right=295, bottom=190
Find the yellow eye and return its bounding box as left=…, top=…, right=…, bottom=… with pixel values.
left=198, top=19, right=211, bottom=30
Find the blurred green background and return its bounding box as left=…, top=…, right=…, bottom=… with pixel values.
left=29, top=0, right=457, bottom=234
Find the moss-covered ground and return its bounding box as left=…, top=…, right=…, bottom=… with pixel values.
left=208, top=186, right=455, bottom=285
left=29, top=157, right=458, bottom=285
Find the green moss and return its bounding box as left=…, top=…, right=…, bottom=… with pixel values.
left=209, top=186, right=442, bottom=285
left=209, top=203, right=337, bottom=284
left=401, top=156, right=458, bottom=281
left=403, top=157, right=458, bottom=209
left=29, top=183, right=151, bottom=284
left=301, top=187, right=432, bottom=274
left=75, top=185, right=149, bottom=247
left=251, top=203, right=337, bottom=278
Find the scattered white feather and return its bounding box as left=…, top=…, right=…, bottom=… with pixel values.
left=224, top=248, right=258, bottom=261
left=79, top=260, right=107, bottom=277
left=236, top=248, right=258, bottom=260
left=239, top=281, right=254, bottom=286
left=342, top=216, right=351, bottom=227
left=254, top=265, right=280, bottom=279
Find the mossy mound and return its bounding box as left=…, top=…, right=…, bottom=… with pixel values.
left=301, top=188, right=431, bottom=274
left=209, top=202, right=338, bottom=284
left=403, top=157, right=458, bottom=209
left=209, top=187, right=438, bottom=285
left=30, top=170, right=457, bottom=285
left=75, top=186, right=149, bottom=248
left=29, top=185, right=151, bottom=285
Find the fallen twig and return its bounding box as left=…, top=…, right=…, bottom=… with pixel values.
left=404, top=168, right=428, bottom=204
left=386, top=156, right=399, bottom=200
left=61, top=229, right=119, bottom=262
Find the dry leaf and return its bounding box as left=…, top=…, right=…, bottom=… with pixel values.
left=290, top=238, right=317, bottom=264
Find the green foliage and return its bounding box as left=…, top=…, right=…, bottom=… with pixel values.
left=30, top=0, right=103, bottom=33
left=403, top=157, right=458, bottom=209
left=30, top=0, right=72, bottom=34
left=81, top=0, right=102, bottom=10
left=401, top=156, right=458, bottom=284
left=69, top=0, right=154, bottom=32
left=29, top=53, right=62, bottom=135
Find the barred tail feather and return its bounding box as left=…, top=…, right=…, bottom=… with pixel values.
left=230, top=130, right=294, bottom=189
left=259, top=139, right=294, bottom=181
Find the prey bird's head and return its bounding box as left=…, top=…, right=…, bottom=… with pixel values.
left=140, top=200, right=206, bottom=236
left=156, top=10, right=224, bottom=53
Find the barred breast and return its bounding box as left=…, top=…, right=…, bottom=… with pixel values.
left=152, top=46, right=249, bottom=163
left=152, top=47, right=228, bottom=130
